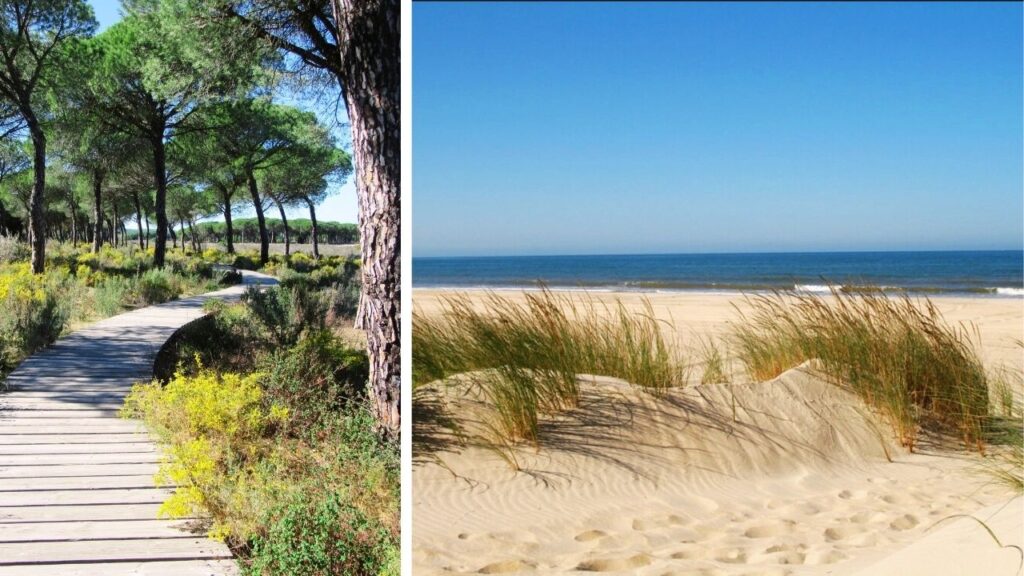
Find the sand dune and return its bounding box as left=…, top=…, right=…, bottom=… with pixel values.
left=413, top=290, right=1023, bottom=575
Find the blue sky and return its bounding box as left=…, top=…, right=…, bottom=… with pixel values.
left=86, top=0, right=358, bottom=226
left=413, top=2, right=1023, bottom=257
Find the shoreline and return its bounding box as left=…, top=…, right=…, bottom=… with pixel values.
left=413, top=283, right=1024, bottom=298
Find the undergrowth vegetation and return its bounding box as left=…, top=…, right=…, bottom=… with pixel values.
left=0, top=239, right=359, bottom=380
left=0, top=242, right=239, bottom=379
left=124, top=264, right=396, bottom=575
left=413, top=288, right=687, bottom=444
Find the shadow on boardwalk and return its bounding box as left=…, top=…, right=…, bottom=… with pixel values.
left=0, top=271, right=275, bottom=575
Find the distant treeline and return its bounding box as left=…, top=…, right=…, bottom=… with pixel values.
left=126, top=219, right=358, bottom=246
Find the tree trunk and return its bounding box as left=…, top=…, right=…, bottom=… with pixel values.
left=91, top=170, right=104, bottom=254
left=306, top=197, right=320, bottom=260
left=112, top=204, right=119, bottom=247
left=68, top=193, right=77, bottom=247
left=180, top=220, right=187, bottom=254
left=272, top=195, right=290, bottom=256
left=144, top=215, right=150, bottom=249
left=332, top=0, right=401, bottom=433
left=134, top=192, right=144, bottom=250
left=152, top=131, right=168, bottom=268
left=27, top=121, right=46, bottom=273
left=221, top=185, right=235, bottom=254
left=187, top=219, right=197, bottom=252
left=246, top=169, right=269, bottom=265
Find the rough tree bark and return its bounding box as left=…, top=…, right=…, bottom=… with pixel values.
left=91, top=169, right=104, bottom=253
left=133, top=192, right=144, bottom=250
left=271, top=194, right=290, bottom=256
left=220, top=184, right=235, bottom=253
left=332, top=0, right=401, bottom=433
left=151, top=127, right=169, bottom=268
left=246, top=169, right=269, bottom=264
left=305, top=197, right=320, bottom=260
left=27, top=121, right=46, bottom=273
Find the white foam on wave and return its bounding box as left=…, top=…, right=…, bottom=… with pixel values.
left=994, top=287, right=1024, bottom=297
left=795, top=284, right=831, bottom=293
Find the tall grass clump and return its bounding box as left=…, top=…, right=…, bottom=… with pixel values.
left=731, top=287, right=990, bottom=451
left=413, top=288, right=686, bottom=444
left=697, top=336, right=730, bottom=384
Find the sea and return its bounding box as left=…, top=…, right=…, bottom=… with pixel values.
left=413, top=250, right=1024, bottom=297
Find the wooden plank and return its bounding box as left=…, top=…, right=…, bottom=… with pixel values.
left=0, top=434, right=149, bottom=445
left=0, top=538, right=231, bottom=563
left=0, top=502, right=165, bottom=522
left=0, top=463, right=159, bottom=478
left=0, top=442, right=155, bottom=455
left=0, top=519, right=202, bottom=542
left=0, top=424, right=146, bottom=434
left=0, top=475, right=165, bottom=491
left=1, top=558, right=239, bottom=575
left=0, top=487, right=171, bottom=506
left=0, top=452, right=162, bottom=465
left=0, top=410, right=121, bottom=419
left=0, top=402, right=126, bottom=412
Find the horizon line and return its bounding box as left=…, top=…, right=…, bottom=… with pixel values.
left=414, top=247, right=1024, bottom=260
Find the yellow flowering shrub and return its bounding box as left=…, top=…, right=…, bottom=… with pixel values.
left=0, top=263, right=45, bottom=302
left=202, top=247, right=224, bottom=263
left=122, top=362, right=290, bottom=539
left=76, top=252, right=99, bottom=270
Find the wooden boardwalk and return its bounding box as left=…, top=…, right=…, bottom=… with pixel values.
left=0, top=271, right=275, bottom=575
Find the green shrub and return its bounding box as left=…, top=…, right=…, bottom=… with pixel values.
left=326, top=279, right=361, bottom=324
left=233, top=254, right=259, bottom=271
left=243, top=285, right=326, bottom=347
left=0, top=286, right=68, bottom=372
left=246, top=492, right=397, bottom=576
left=135, top=269, right=181, bottom=305
left=277, top=268, right=315, bottom=291
left=260, top=331, right=368, bottom=436
left=0, top=235, right=28, bottom=264
left=93, top=276, right=132, bottom=317
left=155, top=303, right=266, bottom=380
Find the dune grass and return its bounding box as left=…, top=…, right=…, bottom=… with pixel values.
left=730, top=286, right=991, bottom=452
left=697, top=336, right=731, bottom=385
left=413, top=288, right=686, bottom=444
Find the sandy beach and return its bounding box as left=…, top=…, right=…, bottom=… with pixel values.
left=413, top=289, right=1024, bottom=576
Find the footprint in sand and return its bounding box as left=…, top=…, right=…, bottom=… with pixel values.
left=823, top=525, right=865, bottom=542
left=743, top=520, right=795, bottom=539
left=889, top=514, right=920, bottom=531
left=575, top=554, right=652, bottom=572
left=477, top=560, right=537, bottom=574
left=713, top=548, right=748, bottom=564
left=486, top=531, right=537, bottom=544
left=574, top=530, right=607, bottom=542
left=805, top=548, right=848, bottom=565
left=632, top=514, right=688, bottom=531
left=848, top=511, right=884, bottom=524
left=880, top=494, right=910, bottom=505
left=669, top=544, right=706, bottom=560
